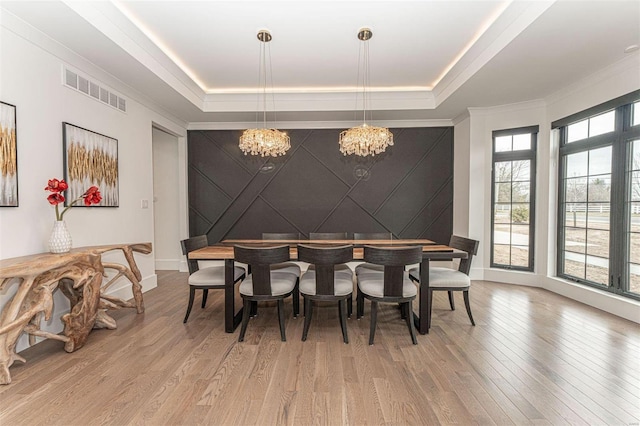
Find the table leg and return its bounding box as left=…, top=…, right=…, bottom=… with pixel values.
left=415, top=258, right=430, bottom=334
left=224, top=259, right=243, bottom=333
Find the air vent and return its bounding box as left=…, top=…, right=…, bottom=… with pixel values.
left=62, top=66, right=127, bottom=113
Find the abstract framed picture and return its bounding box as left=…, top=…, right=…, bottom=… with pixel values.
left=63, top=122, right=118, bottom=207
left=0, top=101, right=18, bottom=207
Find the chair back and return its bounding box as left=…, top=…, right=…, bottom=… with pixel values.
left=233, top=245, right=291, bottom=296
left=297, top=244, right=353, bottom=295
left=181, top=235, right=208, bottom=274
left=353, top=232, right=393, bottom=240
left=363, top=245, right=423, bottom=297
left=262, top=232, right=301, bottom=240
left=309, top=232, right=348, bottom=240
left=449, top=235, right=479, bottom=275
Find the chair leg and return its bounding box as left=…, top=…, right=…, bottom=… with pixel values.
left=183, top=287, right=196, bottom=323
left=357, top=288, right=364, bottom=319
left=400, top=303, right=406, bottom=319
left=347, top=294, right=353, bottom=318
left=238, top=298, right=251, bottom=342
left=463, top=290, right=475, bottom=326
left=250, top=301, right=258, bottom=317
left=277, top=299, right=287, bottom=341
left=293, top=284, right=300, bottom=318
left=448, top=291, right=455, bottom=311
left=302, top=298, right=313, bottom=341
left=339, top=299, right=349, bottom=344
left=405, top=301, right=417, bottom=345
left=201, top=289, right=209, bottom=308
left=369, top=301, right=378, bottom=345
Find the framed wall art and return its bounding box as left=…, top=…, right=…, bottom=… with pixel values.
left=63, top=122, right=118, bottom=207
left=0, top=101, right=18, bottom=207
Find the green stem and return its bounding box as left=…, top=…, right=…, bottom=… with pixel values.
left=58, top=197, right=82, bottom=220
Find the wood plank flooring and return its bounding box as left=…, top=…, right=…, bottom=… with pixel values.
left=1, top=270, right=639, bottom=425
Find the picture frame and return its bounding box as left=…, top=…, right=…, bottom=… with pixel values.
left=63, top=122, right=118, bottom=207
left=0, top=101, right=18, bottom=207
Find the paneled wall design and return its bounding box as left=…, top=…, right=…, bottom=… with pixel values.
left=187, top=128, right=453, bottom=244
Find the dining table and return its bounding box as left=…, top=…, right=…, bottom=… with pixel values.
left=188, top=239, right=468, bottom=334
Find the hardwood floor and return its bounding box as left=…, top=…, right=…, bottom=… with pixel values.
left=1, top=270, right=639, bottom=425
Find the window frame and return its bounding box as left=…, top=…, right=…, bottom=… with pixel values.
left=555, top=90, right=640, bottom=300
left=490, top=125, right=538, bottom=272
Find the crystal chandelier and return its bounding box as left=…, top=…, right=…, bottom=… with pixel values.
left=339, top=28, right=393, bottom=157
left=239, top=30, right=290, bottom=157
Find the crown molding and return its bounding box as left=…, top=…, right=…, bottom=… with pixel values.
left=188, top=118, right=453, bottom=131
left=1, top=7, right=188, bottom=130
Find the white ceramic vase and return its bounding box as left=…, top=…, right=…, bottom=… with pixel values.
left=49, top=220, right=72, bottom=253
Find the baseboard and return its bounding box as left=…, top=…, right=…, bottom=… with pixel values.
left=155, top=259, right=181, bottom=270
left=105, top=273, right=158, bottom=301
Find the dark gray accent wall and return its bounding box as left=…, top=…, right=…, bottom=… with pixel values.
left=187, top=128, right=453, bottom=244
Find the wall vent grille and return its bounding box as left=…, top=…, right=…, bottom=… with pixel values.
left=63, top=66, right=127, bottom=113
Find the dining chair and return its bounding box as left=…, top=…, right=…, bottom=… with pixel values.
left=180, top=235, right=246, bottom=323
left=353, top=232, right=393, bottom=240
left=356, top=245, right=423, bottom=345
left=297, top=244, right=354, bottom=343
left=262, top=232, right=301, bottom=240
left=353, top=232, right=394, bottom=275
left=408, top=235, right=479, bottom=330
left=262, top=232, right=303, bottom=275
left=234, top=245, right=300, bottom=342
left=309, top=232, right=348, bottom=240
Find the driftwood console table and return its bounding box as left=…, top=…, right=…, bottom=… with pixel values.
left=0, top=243, right=152, bottom=384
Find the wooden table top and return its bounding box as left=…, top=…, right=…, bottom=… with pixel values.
left=0, top=243, right=152, bottom=277
left=220, top=238, right=435, bottom=246
left=189, top=242, right=458, bottom=260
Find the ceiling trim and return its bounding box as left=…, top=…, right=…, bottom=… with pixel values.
left=433, top=0, right=556, bottom=107
left=1, top=7, right=189, bottom=130
left=63, top=0, right=206, bottom=108
left=188, top=118, right=453, bottom=131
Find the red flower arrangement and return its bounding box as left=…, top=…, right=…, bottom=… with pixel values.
left=45, top=178, right=102, bottom=221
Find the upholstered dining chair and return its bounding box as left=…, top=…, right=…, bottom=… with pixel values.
left=180, top=235, right=246, bottom=323
left=356, top=245, right=423, bottom=345
left=297, top=244, right=354, bottom=343
left=353, top=232, right=394, bottom=275
left=408, top=235, right=479, bottom=330
left=309, top=232, right=348, bottom=240
left=234, top=245, right=300, bottom=342
left=262, top=232, right=304, bottom=275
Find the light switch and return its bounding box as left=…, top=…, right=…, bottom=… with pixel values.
left=141, top=199, right=149, bottom=209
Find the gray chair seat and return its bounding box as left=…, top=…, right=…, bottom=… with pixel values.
left=358, top=271, right=417, bottom=298
left=271, top=262, right=301, bottom=277
left=408, top=266, right=470, bottom=288
left=299, top=269, right=354, bottom=296
left=239, top=271, right=298, bottom=297
left=189, top=265, right=245, bottom=286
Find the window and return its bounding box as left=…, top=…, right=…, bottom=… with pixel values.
left=491, top=126, right=537, bottom=271
left=555, top=90, right=640, bottom=299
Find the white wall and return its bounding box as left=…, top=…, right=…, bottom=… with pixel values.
left=454, top=54, right=640, bottom=323
left=152, top=127, right=182, bottom=270
left=0, top=18, right=187, bottom=351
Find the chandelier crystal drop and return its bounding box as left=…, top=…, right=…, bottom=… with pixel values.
left=340, top=28, right=393, bottom=157
left=239, top=30, right=290, bottom=157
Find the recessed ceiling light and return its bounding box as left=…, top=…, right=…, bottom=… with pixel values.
left=624, top=44, right=639, bottom=54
